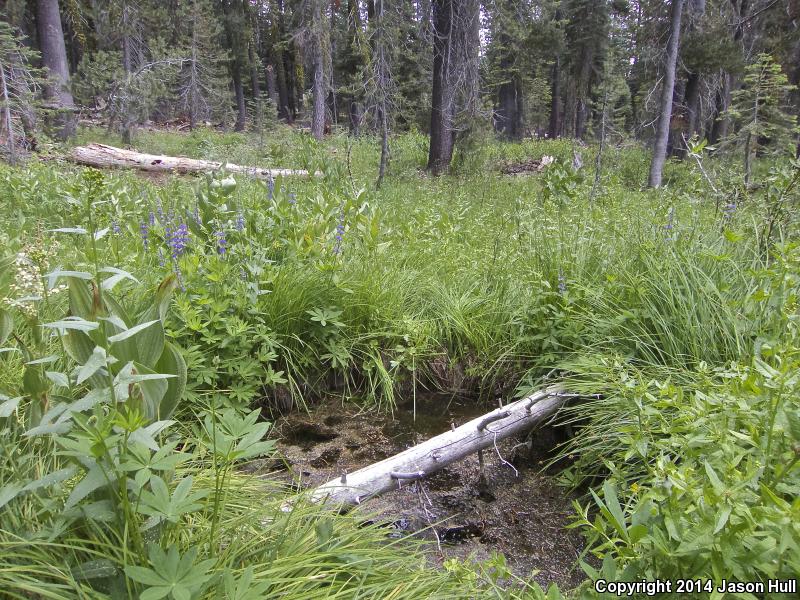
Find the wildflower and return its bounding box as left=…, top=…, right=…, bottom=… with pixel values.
left=558, top=268, right=567, bottom=295
left=111, top=220, right=121, bottom=235
left=148, top=210, right=156, bottom=226
left=333, top=208, right=345, bottom=255
left=214, top=227, right=228, bottom=255
left=288, top=192, right=296, bottom=205
left=167, top=222, right=190, bottom=259
left=664, top=207, right=676, bottom=241
left=156, top=200, right=164, bottom=222
left=235, top=211, right=245, bottom=231
left=267, top=177, right=275, bottom=200
left=723, top=202, right=737, bottom=220
left=140, top=220, right=150, bottom=250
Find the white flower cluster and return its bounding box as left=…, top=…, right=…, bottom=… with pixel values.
left=3, top=245, right=67, bottom=318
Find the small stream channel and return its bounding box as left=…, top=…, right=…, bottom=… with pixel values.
left=270, top=393, right=586, bottom=590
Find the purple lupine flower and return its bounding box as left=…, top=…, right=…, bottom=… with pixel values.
left=235, top=211, right=245, bottom=231
left=214, top=227, right=227, bottom=255
left=558, top=269, right=567, bottom=295
left=111, top=220, right=121, bottom=235
left=333, top=208, right=345, bottom=255
left=139, top=221, right=150, bottom=250
left=167, top=222, right=190, bottom=259
left=267, top=177, right=275, bottom=200
left=723, top=202, right=737, bottom=220
left=174, top=262, right=186, bottom=292
left=148, top=210, right=156, bottom=226
left=288, top=192, right=297, bottom=205
left=664, top=207, right=676, bottom=241
left=156, top=200, right=164, bottom=223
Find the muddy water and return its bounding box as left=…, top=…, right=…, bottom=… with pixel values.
left=272, top=393, right=586, bottom=590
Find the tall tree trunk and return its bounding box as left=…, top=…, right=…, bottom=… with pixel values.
left=427, top=0, right=455, bottom=174
left=265, top=64, right=279, bottom=106
left=375, top=0, right=390, bottom=187
left=648, top=0, right=684, bottom=188
left=274, top=48, right=291, bottom=121
left=37, top=0, right=76, bottom=140
left=311, top=0, right=328, bottom=140
left=709, top=71, right=731, bottom=145
left=548, top=55, right=562, bottom=138
left=232, top=65, right=246, bottom=131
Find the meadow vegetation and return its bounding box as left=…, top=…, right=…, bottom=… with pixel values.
left=1, top=126, right=799, bottom=598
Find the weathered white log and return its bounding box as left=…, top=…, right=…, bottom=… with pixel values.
left=69, top=143, right=318, bottom=178
left=310, top=386, right=572, bottom=506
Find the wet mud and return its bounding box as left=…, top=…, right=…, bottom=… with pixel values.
left=271, top=394, right=587, bottom=590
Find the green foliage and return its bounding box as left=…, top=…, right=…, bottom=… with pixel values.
left=3, top=125, right=800, bottom=597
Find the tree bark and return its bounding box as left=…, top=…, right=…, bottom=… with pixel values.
left=311, top=387, right=572, bottom=506
left=709, top=71, right=731, bottom=145
left=548, top=55, right=562, bottom=139
left=69, top=143, right=318, bottom=178
left=311, top=0, right=328, bottom=140
left=427, top=0, right=455, bottom=175
left=232, top=66, right=246, bottom=131
left=648, top=0, right=684, bottom=188
left=37, top=0, right=76, bottom=140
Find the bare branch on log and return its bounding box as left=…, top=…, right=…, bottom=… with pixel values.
left=69, top=143, right=319, bottom=178
left=310, top=386, right=572, bottom=506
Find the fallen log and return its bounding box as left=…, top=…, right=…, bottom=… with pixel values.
left=310, top=386, right=573, bottom=506
left=69, top=143, right=318, bottom=178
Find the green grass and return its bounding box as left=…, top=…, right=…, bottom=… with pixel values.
left=1, top=125, right=799, bottom=598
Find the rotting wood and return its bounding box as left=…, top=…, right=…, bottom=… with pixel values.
left=310, top=386, right=575, bottom=506
left=69, top=143, right=319, bottom=178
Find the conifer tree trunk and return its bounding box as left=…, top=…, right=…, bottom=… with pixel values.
left=311, top=0, right=328, bottom=140
left=232, top=66, right=246, bottom=131
left=648, top=0, right=684, bottom=188
left=36, top=0, right=76, bottom=139
left=427, top=0, right=455, bottom=174
left=548, top=54, right=562, bottom=139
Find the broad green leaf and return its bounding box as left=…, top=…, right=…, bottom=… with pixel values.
left=108, top=320, right=159, bottom=344
left=0, top=308, right=12, bottom=345
left=71, top=559, right=118, bottom=581
left=63, top=329, right=95, bottom=365
left=0, top=396, right=22, bottom=418
left=45, top=270, right=93, bottom=290
left=704, top=461, right=725, bottom=495
left=64, top=465, right=117, bottom=510
left=26, top=355, right=59, bottom=365
left=99, top=267, right=138, bottom=291
left=714, top=504, right=732, bottom=534
left=0, top=483, right=24, bottom=510
left=48, top=227, right=88, bottom=234
left=42, top=318, right=99, bottom=333
left=22, top=466, right=78, bottom=492
left=124, top=566, right=167, bottom=587
left=154, top=342, right=186, bottom=420
left=67, top=277, right=96, bottom=321
left=77, top=346, right=108, bottom=385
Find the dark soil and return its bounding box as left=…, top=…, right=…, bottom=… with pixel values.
left=269, top=394, right=587, bottom=591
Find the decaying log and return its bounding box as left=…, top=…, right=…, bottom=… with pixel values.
left=69, top=143, right=318, bottom=178
left=311, top=386, right=573, bottom=506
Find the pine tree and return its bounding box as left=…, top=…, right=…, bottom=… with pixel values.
left=0, top=20, right=43, bottom=161
left=726, top=53, right=799, bottom=186
left=175, top=0, right=231, bottom=129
